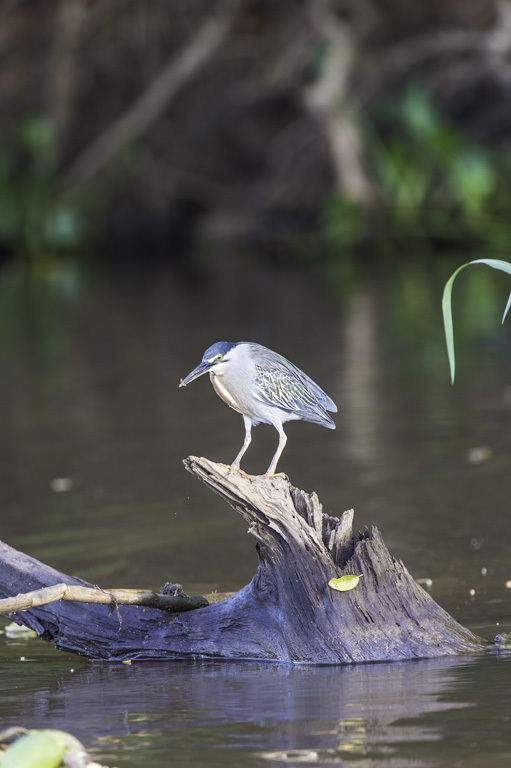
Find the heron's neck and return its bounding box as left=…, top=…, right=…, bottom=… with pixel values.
left=210, top=371, right=240, bottom=411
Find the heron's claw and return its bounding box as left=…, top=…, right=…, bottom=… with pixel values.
left=265, top=471, right=289, bottom=480
left=227, top=465, right=250, bottom=479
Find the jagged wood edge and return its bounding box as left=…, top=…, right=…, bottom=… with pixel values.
left=184, top=456, right=489, bottom=659
left=0, top=456, right=490, bottom=663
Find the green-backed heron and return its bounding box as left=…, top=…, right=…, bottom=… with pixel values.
left=179, top=341, right=337, bottom=476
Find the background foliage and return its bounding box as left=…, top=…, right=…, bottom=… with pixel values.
left=1, top=0, right=511, bottom=264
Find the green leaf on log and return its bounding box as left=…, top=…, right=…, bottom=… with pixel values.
left=328, top=575, right=362, bottom=592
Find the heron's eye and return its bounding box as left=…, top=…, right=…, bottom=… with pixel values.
left=216, top=354, right=223, bottom=361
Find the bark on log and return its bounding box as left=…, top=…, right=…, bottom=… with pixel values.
left=0, top=457, right=488, bottom=663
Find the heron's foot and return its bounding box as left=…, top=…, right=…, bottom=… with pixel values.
left=227, top=464, right=250, bottom=479
left=265, top=471, right=289, bottom=480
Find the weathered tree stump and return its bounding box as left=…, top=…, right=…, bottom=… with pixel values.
left=0, top=457, right=488, bottom=663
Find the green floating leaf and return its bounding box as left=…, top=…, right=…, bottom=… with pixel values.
left=442, top=258, right=511, bottom=383
left=0, top=731, right=66, bottom=768
left=328, top=575, right=362, bottom=592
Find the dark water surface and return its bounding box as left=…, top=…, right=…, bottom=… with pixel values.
left=1, top=248, right=511, bottom=766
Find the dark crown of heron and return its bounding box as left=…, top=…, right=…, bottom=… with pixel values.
left=203, top=341, right=238, bottom=361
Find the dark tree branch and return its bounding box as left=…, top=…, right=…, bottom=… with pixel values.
left=60, top=0, right=243, bottom=188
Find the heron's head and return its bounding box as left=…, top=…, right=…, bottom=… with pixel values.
left=179, top=341, right=238, bottom=387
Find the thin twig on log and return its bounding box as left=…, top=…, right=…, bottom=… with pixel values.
left=60, top=0, right=243, bottom=188
left=0, top=584, right=208, bottom=614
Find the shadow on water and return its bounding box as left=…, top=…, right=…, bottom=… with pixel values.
left=0, top=245, right=511, bottom=766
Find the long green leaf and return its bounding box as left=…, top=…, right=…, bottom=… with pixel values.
left=503, top=289, right=511, bottom=324
left=442, top=258, right=511, bottom=383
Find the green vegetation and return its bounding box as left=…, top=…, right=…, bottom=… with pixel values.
left=0, top=117, right=85, bottom=262
left=324, top=88, right=511, bottom=255
left=3, top=90, right=511, bottom=268
left=442, top=258, right=511, bottom=383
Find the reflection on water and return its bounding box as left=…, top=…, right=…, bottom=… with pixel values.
left=0, top=255, right=510, bottom=595
left=0, top=637, right=510, bottom=768
left=343, top=286, right=382, bottom=477
left=1, top=249, right=511, bottom=766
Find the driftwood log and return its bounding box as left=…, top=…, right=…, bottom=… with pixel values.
left=0, top=457, right=488, bottom=663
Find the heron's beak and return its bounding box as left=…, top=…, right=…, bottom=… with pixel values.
left=179, top=361, right=212, bottom=387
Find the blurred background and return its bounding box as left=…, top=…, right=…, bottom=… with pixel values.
left=0, top=0, right=510, bottom=608
left=2, top=0, right=511, bottom=264
left=2, top=3, right=511, bottom=767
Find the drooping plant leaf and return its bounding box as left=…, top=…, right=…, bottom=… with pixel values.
left=328, top=575, right=362, bottom=592
left=442, top=258, right=511, bottom=383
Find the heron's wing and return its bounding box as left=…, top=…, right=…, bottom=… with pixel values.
left=251, top=346, right=337, bottom=413
left=252, top=349, right=337, bottom=425
left=255, top=367, right=316, bottom=411
left=290, top=367, right=337, bottom=412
